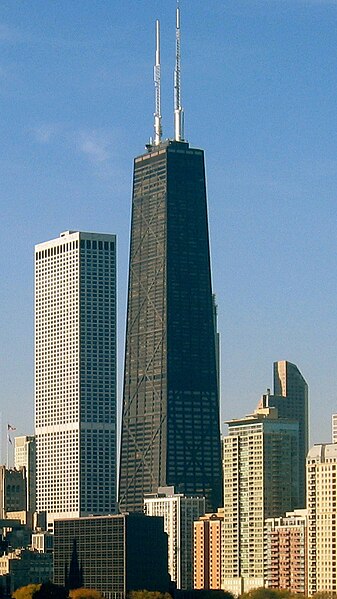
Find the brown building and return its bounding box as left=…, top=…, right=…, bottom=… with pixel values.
left=194, top=510, right=224, bottom=590
left=265, top=509, right=307, bottom=595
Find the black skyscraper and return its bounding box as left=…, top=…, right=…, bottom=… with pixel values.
left=119, top=9, right=222, bottom=513
left=118, top=138, right=222, bottom=513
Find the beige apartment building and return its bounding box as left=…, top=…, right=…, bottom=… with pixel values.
left=265, top=509, right=307, bottom=594
left=222, top=403, right=300, bottom=596
left=194, top=510, right=224, bottom=590
left=307, top=444, right=337, bottom=596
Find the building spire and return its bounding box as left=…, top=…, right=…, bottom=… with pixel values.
left=154, top=20, right=162, bottom=146
left=174, top=2, right=184, bottom=141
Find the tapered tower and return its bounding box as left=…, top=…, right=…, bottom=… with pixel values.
left=118, top=9, right=222, bottom=513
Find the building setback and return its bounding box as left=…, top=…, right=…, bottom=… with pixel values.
left=265, top=509, right=307, bottom=595
left=222, top=405, right=299, bottom=596
left=35, top=231, right=116, bottom=528
left=144, top=486, right=205, bottom=589
left=53, top=514, right=170, bottom=599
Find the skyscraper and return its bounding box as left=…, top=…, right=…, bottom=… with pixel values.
left=35, top=230, right=116, bottom=528
left=118, top=9, right=222, bottom=513
left=222, top=405, right=299, bottom=595
left=307, top=443, right=337, bottom=595
left=269, top=360, right=308, bottom=507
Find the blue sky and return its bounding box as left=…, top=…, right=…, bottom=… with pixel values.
left=1, top=0, right=337, bottom=462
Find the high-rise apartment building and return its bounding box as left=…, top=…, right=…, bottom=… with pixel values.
left=332, top=414, right=337, bottom=443
left=144, top=486, right=205, bottom=589
left=193, top=509, right=224, bottom=591
left=119, top=9, right=222, bottom=514
left=307, top=444, right=337, bottom=596
left=265, top=509, right=307, bottom=595
left=268, top=361, right=308, bottom=507
left=14, top=436, right=36, bottom=513
left=222, top=405, right=299, bottom=596
left=35, top=230, right=116, bottom=528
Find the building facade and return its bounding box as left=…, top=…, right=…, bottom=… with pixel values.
left=265, top=509, right=307, bottom=595
left=0, top=467, right=26, bottom=518
left=268, top=361, right=308, bottom=507
left=35, top=230, right=116, bottom=527
left=144, top=486, right=205, bottom=589
left=222, top=406, right=299, bottom=596
left=119, top=140, right=222, bottom=514
left=307, top=444, right=337, bottom=596
left=53, top=514, right=170, bottom=599
left=14, top=436, right=36, bottom=513
left=193, top=510, right=224, bottom=591
left=332, top=414, right=337, bottom=443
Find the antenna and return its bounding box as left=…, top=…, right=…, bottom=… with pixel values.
left=174, top=2, right=184, bottom=141
left=154, top=20, right=162, bottom=146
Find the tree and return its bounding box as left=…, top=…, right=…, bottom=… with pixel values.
left=32, top=582, right=69, bottom=599
left=129, top=591, right=172, bottom=599
left=69, top=590, right=103, bottom=599
left=12, top=584, right=42, bottom=599
left=240, top=589, right=295, bottom=599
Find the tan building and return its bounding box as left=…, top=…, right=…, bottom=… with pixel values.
left=307, top=444, right=337, bottom=596
left=265, top=509, right=307, bottom=594
left=193, top=510, right=224, bottom=590
left=222, top=404, right=299, bottom=596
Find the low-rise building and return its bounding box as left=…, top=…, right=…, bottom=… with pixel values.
left=54, top=513, right=170, bottom=599
left=0, top=549, right=52, bottom=594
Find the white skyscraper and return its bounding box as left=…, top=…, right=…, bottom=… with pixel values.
left=35, top=231, right=116, bottom=528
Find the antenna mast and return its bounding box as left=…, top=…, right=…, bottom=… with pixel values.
left=154, top=20, right=162, bottom=146
left=174, top=2, right=184, bottom=141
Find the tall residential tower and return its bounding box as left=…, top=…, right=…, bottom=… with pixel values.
left=35, top=231, right=116, bottom=527
left=118, top=8, right=222, bottom=513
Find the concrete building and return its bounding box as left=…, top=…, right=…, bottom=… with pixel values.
left=144, top=486, right=205, bottom=589
left=193, top=510, right=224, bottom=590
left=265, top=509, right=307, bottom=595
left=307, top=444, right=337, bottom=595
left=222, top=405, right=299, bottom=596
left=266, top=361, right=308, bottom=508
left=34, top=231, right=117, bottom=528
left=0, top=549, right=52, bottom=595
left=53, top=514, right=170, bottom=599
left=14, top=436, right=36, bottom=513
left=0, top=467, right=26, bottom=518
left=332, top=414, right=337, bottom=443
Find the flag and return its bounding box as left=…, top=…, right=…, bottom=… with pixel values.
left=8, top=435, right=12, bottom=445
left=7, top=424, right=16, bottom=432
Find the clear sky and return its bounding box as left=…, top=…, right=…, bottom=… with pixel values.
left=1, top=0, right=337, bottom=462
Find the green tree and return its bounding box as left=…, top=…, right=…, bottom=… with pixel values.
left=12, top=584, right=42, bottom=599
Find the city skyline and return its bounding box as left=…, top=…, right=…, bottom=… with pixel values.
left=2, top=0, right=337, bottom=462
